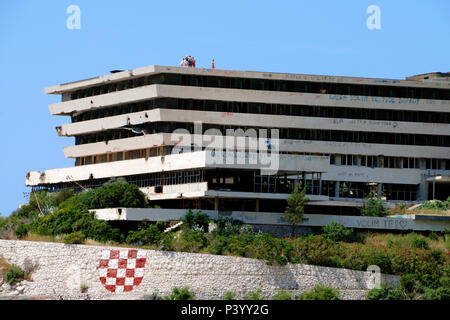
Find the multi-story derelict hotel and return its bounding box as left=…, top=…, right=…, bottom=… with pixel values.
left=26, top=66, right=450, bottom=218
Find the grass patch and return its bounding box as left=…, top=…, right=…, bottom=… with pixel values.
left=362, top=232, right=449, bottom=253
left=389, top=208, right=450, bottom=216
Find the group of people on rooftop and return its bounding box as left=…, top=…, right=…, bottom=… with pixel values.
left=180, top=56, right=196, bottom=68
left=180, top=56, right=215, bottom=69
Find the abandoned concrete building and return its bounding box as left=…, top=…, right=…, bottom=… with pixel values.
left=25, top=65, right=450, bottom=230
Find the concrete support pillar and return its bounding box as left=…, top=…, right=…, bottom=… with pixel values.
left=399, top=157, right=404, bottom=169
left=377, top=183, right=382, bottom=199
left=334, top=181, right=340, bottom=198
left=214, top=197, right=219, bottom=211
left=335, top=155, right=341, bottom=166
left=255, top=199, right=260, bottom=212
left=417, top=175, right=428, bottom=201
left=319, top=174, right=323, bottom=195
left=302, top=171, right=306, bottom=188
left=378, top=156, right=384, bottom=168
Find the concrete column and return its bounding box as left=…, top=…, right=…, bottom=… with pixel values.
left=355, top=155, right=361, bottom=166
left=378, top=156, right=384, bottom=168
left=334, top=181, right=340, bottom=198
left=214, top=197, right=219, bottom=211
left=302, top=171, right=306, bottom=188
left=417, top=175, right=428, bottom=201
left=377, top=183, right=382, bottom=199
left=255, top=199, right=260, bottom=212
left=319, top=174, right=323, bottom=195
left=399, top=158, right=404, bottom=169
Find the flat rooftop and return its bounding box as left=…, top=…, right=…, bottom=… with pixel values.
left=45, top=65, right=450, bottom=95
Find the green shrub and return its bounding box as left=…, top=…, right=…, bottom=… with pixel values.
left=215, top=217, right=252, bottom=237
left=28, top=196, right=120, bottom=243
left=321, top=222, right=353, bottom=242
left=209, top=235, right=228, bottom=255
left=272, top=290, right=292, bottom=300
left=14, top=223, right=29, bottom=238
left=251, top=233, right=293, bottom=265
left=63, top=231, right=86, bottom=244
left=126, top=222, right=166, bottom=246
left=411, top=236, right=430, bottom=249
left=421, top=287, right=450, bottom=300
left=290, top=235, right=448, bottom=277
left=299, top=285, right=340, bottom=300
left=360, top=197, right=387, bottom=217
left=6, top=264, right=25, bottom=285
left=88, top=182, right=147, bottom=209
left=428, top=232, right=439, bottom=241
left=180, top=230, right=208, bottom=252
left=222, top=291, right=236, bottom=300
left=182, top=210, right=210, bottom=232
left=366, top=284, right=403, bottom=300
left=366, top=252, right=392, bottom=274
left=421, top=200, right=448, bottom=210
left=244, top=289, right=265, bottom=300
left=159, top=232, right=175, bottom=251
left=164, top=287, right=195, bottom=300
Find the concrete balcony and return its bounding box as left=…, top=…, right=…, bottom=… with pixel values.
left=26, top=151, right=330, bottom=186
left=56, top=108, right=450, bottom=137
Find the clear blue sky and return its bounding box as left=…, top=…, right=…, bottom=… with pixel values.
left=0, top=0, right=449, bottom=216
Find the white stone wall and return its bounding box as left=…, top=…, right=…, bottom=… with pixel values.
left=0, top=240, right=398, bottom=300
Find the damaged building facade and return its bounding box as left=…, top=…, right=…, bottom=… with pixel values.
left=26, top=66, right=450, bottom=218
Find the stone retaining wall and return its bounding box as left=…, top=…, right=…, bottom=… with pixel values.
left=0, top=240, right=399, bottom=300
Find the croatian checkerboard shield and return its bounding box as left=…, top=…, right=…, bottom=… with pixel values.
left=99, top=249, right=146, bottom=293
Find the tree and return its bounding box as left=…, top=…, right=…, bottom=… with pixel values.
left=360, top=195, right=387, bottom=217
left=282, top=184, right=309, bottom=236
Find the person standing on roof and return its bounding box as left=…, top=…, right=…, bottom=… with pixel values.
left=192, top=57, right=196, bottom=68
left=188, top=56, right=193, bottom=67
left=211, top=59, right=215, bottom=69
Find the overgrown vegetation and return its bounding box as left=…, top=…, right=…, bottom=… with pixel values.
left=272, top=290, right=292, bottom=300
left=298, top=285, right=340, bottom=300
left=0, top=182, right=148, bottom=243
left=360, top=195, right=387, bottom=217
left=1, top=182, right=449, bottom=300
left=367, top=273, right=450, bottom=300
left=244, top=289, right=265, bottom=300
left=321, top=222, right=353, bottom=242
left=421, top=197, right=450, bottom=211
left=160, top=287, right=196, bottom=300
left=64, top=231, right=86, bottom=244
left=222, top=291, right=236, bottom=300
left=5, top=264, right=25, bottom=285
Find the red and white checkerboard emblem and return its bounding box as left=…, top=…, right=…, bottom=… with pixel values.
left=99, top=249, right=147, bottom=293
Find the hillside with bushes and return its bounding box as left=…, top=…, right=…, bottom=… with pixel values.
left=0, top=182, right=449, bottom=300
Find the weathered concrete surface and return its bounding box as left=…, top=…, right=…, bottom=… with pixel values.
left=0, top=240, right=398, bottom=300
